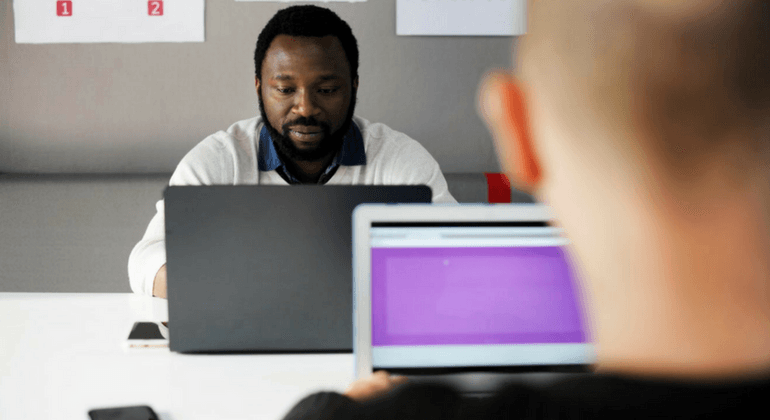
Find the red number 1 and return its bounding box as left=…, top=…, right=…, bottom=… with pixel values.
left=57, top=1, right=72, bottom=17
left=148, top=1, right=164, bottom=16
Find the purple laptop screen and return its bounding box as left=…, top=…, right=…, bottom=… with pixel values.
left=371, top=246, right=587, bottom=347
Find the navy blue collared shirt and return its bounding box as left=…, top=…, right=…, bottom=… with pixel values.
left=257, top=123, right=367, bottom=184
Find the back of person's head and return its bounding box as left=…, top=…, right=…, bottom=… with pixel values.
left=482, top=0, right=770, bottom=270
left=254, top=5, right=359, bottom=82
left=520, top=0, right=770, bottom=191
left=479, top=0, right=770, bottom=378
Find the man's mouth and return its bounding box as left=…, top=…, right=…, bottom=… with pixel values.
left=288, top=127, right=324, bottom=141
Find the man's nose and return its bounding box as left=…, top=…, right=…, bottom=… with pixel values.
left=292, top=90, right=320, bottom=118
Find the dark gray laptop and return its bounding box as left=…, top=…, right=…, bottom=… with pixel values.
left=164, top=185, right=431, bottom=353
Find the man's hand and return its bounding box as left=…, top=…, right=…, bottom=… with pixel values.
left=152, top=265, right=168, bottom=299
left=343, top=371, right=408, bottom=402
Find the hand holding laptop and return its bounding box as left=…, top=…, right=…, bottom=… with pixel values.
left=344, top=371, right=408, bottom=402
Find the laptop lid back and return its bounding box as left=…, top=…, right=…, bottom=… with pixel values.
left=165, top=185, right=431, bottom=353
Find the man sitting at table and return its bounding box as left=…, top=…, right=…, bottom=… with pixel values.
left=281, top=0, right=770, bottom=417
left=128, top=5, right=455, bottom=298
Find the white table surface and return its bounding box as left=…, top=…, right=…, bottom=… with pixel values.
left=0, top=293, right=355, bottom=420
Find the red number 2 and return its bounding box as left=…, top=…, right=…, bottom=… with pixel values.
left=148, top=1, right=164, bottom=16
left=57, top=1, right=72, bottom=17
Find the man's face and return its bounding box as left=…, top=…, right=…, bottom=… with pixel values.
left=257, top=34, right=358, bottom=162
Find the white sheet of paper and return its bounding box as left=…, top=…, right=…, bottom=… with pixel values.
left=397, top=0, right=526, bottom=36
left=14, top=0, right=205, bottom=44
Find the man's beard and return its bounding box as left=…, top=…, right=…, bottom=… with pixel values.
left=258, top=93, right=356, bottom=163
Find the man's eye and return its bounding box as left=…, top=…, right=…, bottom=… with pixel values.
left=319, top=88, right=339, bottom=94
left=276, top=88, right=294, bottom=94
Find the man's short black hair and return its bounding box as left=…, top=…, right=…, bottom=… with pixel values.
left=254, top=5, right=359, bottom=82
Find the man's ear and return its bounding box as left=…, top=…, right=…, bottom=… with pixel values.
left=352, top=77, right=359, bottom=93
left=255, top=76, right=261, bottom=95
left=478, top=73, right=542, bottom=192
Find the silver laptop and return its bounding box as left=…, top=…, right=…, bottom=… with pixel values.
left=352, top=204, right=595, bottom=395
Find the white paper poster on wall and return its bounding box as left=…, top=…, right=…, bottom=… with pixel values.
left=397, top=0, right=526, bottom=36
left=13, top=0, right=205, bottom=44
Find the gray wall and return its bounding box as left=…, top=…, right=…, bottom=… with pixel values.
left=0, top=174, right=168, bottom=293
left=0, top=0, right=518, bottom=174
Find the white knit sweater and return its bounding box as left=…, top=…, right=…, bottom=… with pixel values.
left=128, top=116, right=456, bottom=295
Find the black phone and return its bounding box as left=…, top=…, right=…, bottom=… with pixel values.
left=124, top=321, right=169, bottom=350
left=127, top=322, right=165, bottom=340
left=88, top=405, right=158, bottom=420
